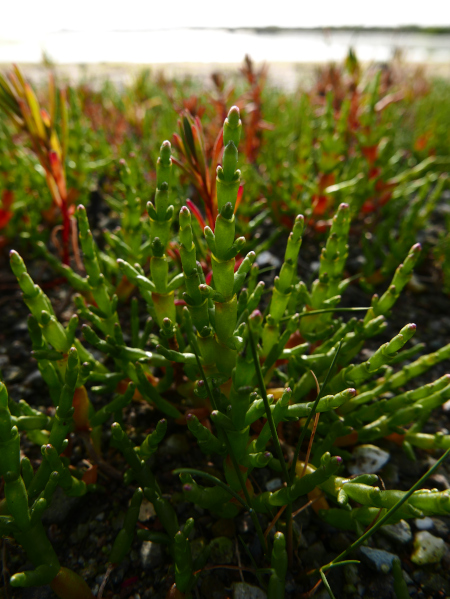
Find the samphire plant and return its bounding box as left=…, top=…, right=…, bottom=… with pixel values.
left=246, top=57, right=450, bottom=287
left=2, top=106, right=450, bottom=599
left=0, top=66, right=73, bottom=262
left=2, top=58, right=449, bottom=297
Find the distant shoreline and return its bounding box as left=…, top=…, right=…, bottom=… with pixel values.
left=1, top=27, right=448, bottom=80
left=189, top=25, right=450, bottom=35
left=48, top=25, right=450, bottom=35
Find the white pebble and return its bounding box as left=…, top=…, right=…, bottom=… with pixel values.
left=348, top=444, right=390, bottom=475
left=411, top=531, right=446, bottom=565
left=414, top=516, right=434, bottom=530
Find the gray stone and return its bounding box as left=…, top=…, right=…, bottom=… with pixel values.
left=428, top=473, right=450, bottom=490
left=403, top=570, right=414, bottom=585
left=140, top=540, right=164, bottom=568
left=23, top=369, right=44, bottom=387
left=360, top=546, right=396, bottom=573
left=232, top=582, right=267, bottom=599
left=380, top=520, right=412, bottom=544
left=431, top=517, right=449, bottom=537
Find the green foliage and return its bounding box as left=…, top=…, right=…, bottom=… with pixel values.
left=1, top=59, right=449, bottom=291
left=0, top=67, right=449, bottom=599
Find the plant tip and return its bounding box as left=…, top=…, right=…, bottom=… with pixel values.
left=227, top=105, right=240, bottom=124
left=250, top=309, right=262, bottom=319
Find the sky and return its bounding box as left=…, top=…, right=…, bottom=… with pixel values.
left=1, top=0, right=450, bottom=37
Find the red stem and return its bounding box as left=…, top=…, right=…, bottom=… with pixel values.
left=61, top=200, right=70, bottom=265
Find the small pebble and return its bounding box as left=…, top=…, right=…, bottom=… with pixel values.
left=237, top=513, right=253, bottom=534
left=162, top=433, right=190, bottom=455
left=381, top=520, right=412, bottom=544
left=265, top=478, right=282, bottom=492
left=411, top=531, right=446, bottom=565
left=431, top=517, right=449, bottom=537
left=255, top=251, right=281, bottom=268
left=360, top=546, right=397, bottom=573
left=232, top=582, right=267, bottom=599
left=349, top=444, right=390, bottom=475
left=4, top=366, right=22, bottom=382
left=140, top=540, right=164, bottom=568
left=23, top=369, right=43, bottom=387
left=138, top=499, right=156, bottom=522
left=414, top=517, right=434, bottom=530
left=428, top=473, right=450, bottom=490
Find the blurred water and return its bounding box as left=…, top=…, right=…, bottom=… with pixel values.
left=0, top=28, right=449, bottom=64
